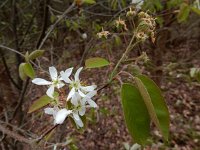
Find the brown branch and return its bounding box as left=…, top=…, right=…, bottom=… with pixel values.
left=0, top=124, right=32, bottom=145
left=0, top=50, right=21, bottom=90
left=12, top=0, right=22, bottom=88
left=38, top=2, right=76, bottom=49
left=36, top=124, right=59, bottom=143
left=36, top=0, right=50, bottom=49
left=12, top=79, right=29, bottom=121
left=19, top=11, right=37, bottom=47
left=12, top=0, right=50, bottom=122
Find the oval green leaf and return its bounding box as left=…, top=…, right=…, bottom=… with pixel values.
left=23, top=63, right=35, bottom=79
left=191, top=6, right=200, bottom=15
left=121, top=83, right=150, bottom=145
left=28, top=50, right=45, bottom=60
left=85, top=57, right=110, bottom=69
left=177, top=3, right=190, bottom=23
left=83, top=0, right=96, bottom=4
left=28, top=95, right=52, bottom=113
left=19, top=63, right=27, bottom=81
left=135, top=75, right=169, bottom=141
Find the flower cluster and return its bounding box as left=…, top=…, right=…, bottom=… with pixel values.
left=115, top=17, right=128, bottom=31
left=97, top=28, right=110, bottom=39
left=136, top=12, right=156, bottom=42
left=32, top=67, right=97, bottom=128
left=126, top=7, right=136, bottom=17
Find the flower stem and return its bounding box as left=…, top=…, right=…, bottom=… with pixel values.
left=109, top=35, right=140, bottom=81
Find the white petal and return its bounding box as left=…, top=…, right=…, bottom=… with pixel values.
left=49, top=66, right=57, bottom=80
left=79, top=107, right=86, bottom=116
left=44, top=107, right=54, bottom=115
left=67, top=87, right=75, bottom=100
left=74, top=118, right=83, bottom=128
left=57, top=82, right=65, bottom=88
left=75, top=67, right=83, bottom=81
left=55, top=109, right=72, bottom=124
left=53, top=107, right=59, bottom=118
left=78, top=89, right=86, bottom=97
left=46, top=85, right=55, bottom=98
left=60, top=71, right=72, bottom=83
left=73, top=112, right=80, bottom=121
left=32, top=78, right=52, bottom=85
left=87, top=99, right=98, bottom=108
left=86, top=90, right=97, bottom=98
left=81, top=85, right=96, bottom=92
left=71, top=93, right=79, bottom=106
left=64, top=67, right=73, bottom=77
left=80, top=98, right=86, bottom=105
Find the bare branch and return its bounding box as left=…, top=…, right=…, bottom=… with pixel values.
left=0, top=124, right=32, bottom=145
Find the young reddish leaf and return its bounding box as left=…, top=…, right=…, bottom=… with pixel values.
left=121, top=83, right=150, bottom=145
left=28, top=95, right=52, bottom=113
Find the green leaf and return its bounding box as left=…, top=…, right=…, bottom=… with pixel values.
left=28, top=95, right=52, bottom=113
left=25, top=51, right=29, bottom=62
left=19, top=63, right=27, bottom=81
left=83, top=0, right=96, bottom=4
left=121, top=83, right=150, bottom=145
left=85, top=57, right=110, bottom=69
left=167, top=0, right=183, bottom=9
left=23, top=63, right=35, bottom=79
left=153, top=0, right=163, bottom=11
left=135, top=75, right=169, bottom=141
left=114, top=35, right=122, bottom=46
left=177, top=3, right=190, bottom=23
left=28, top=50, right=45, bottom=60
left=44, top=128, right=55, bottom=142
left=191, top=6, right=200, bottom=15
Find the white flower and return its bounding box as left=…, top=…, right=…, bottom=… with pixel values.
left=83, top=90, right=98, bottom=108
left=55, top=109, right=72, bottom=124
left=32, top=66, right=66, bottom=98
left=61, top=67, right=97, bottom=100
left=44, top=107, right=72, bottom=125
left=69, top=93, right=86, bottom=128
left=71, top=106, right=85, bottom=128
left=72, top=114, right=84, bottom=128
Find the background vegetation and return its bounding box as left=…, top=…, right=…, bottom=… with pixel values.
left=0, top=0, right=199, bottom=149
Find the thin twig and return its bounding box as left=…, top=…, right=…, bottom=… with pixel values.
left=0, top=45, right=25, bottom=57
left=12, top=0, right=22, bottom=88
left=109, top=35, right=140, bottom=80
left=0, top=50, right=21, bottom=90
left=36, top=124, right=59, bottom=143
left=79, top=38, right=95, bottom=66
left=38, top=2, right=76, bottom=49
left=12, top=79, right=29, bottom=120
left=0, top=124, right=33, bottom=145
left=36, top=0, right=50, bottom=49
